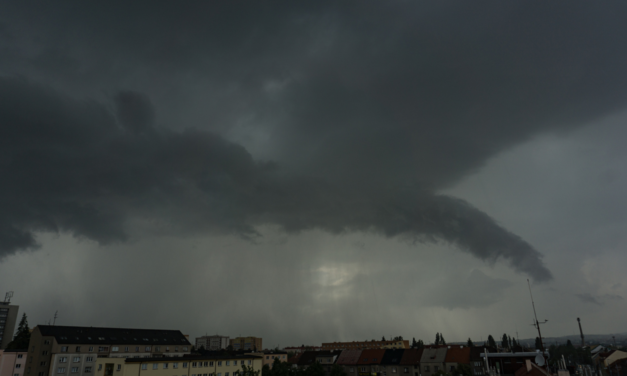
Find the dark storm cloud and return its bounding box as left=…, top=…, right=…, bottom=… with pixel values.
left=0, top=78, right=551, bottom=280
left=2, top=1, right=627, bottom=281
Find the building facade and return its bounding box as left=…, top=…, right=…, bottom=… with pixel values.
left=443, top=346, right=471, bottom=374
left=228, top=338, right=261, bottom=352
left=195, top=337, right=229, bottom=351
left=26, top=326, right=191, bottom=376
left=399, top=349, right=423, bottom=376
left=0, top=302, right=19, bottom=350
left=0, top=349, right=28, bottom=376
left=322, top=341, right=409, bottom=351
left=356, top=349, right=385, bottom=376
left=336, top=350, right=362, bottom=376
left=251, top=351, right=288, bottom=370
left=94, top=355, right=263, bottom=376
left=420, top=348, right=447, bottom=376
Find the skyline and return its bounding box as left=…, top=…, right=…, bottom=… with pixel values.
left=1, top=1, right=626, bottom=346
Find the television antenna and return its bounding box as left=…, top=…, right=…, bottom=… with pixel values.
left=3, top=291, right=13, bottom=303
left=527, top=279, right=548, bottom=369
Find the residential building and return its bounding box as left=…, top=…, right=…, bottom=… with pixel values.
left=315, top=351, right=341, bottom=375
left=0, top=302, right=19, bottom=350
left=26, top=325, right=192, bottom=376
left=335, top=350, right=361, bottom=376
left=380, top=349, right=404, bottom=376
left=194, top=336, right=229, bottom=351
left=513, top=360, right=551, bottom=376
left=322, top=341, right=409, bottom=351
left=0, top=349, right=28, bottom=376
left=250, top=351, right=288, bottom=369
left=399, top=349, right=423, bottom=376
left=228, top=338, right=261, bottom=352
left=283, top=347, right=321, bottom=354
left=356, top=349, right=385, bottom=376
left=479, top=352, right=549, bottom=376
left=469, top=347, right=490, bottom=376
left=296, top=352, right=319, bottom=370
left=444, top=346, right=471, bottom=374
left=93, top=354, right=263, bottom=376
left=420, top=347, right=447, bottom=376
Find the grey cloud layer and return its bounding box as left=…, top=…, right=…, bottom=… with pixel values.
left=2, top=2, right=627, bottom=282
left=0, top=78, right=551, bottom=280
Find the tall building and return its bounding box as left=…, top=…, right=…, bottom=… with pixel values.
left=26, top=325, right=191, bottom=376
left=229, top=337, right=262, bottom=351
left=0, top=298, right=20, bottom=349
left=0, top=349, right=29, bottom=376
left=195, top=336, right=229, bottom=351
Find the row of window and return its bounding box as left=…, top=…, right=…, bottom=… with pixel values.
left=191, top=372, right=238, bottom=376
left=138, top=360, right=252, bottom=370
left=57, top=367, right=92, bottom=374
left=56, top=336, right=188, bottom=343
left=59, top=346, right=189, bottom=353
left=58, top=357, right=94, bottom=363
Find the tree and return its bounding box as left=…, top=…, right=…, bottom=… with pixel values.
left=416, top=340, right=424, bottom=348
left=435, top=333, right=440, bottom=345
left=382, top=336, right=386, bottom=341
left=412, top=338, right=417, bottom=348
left=467, top=338, right=474, bottom=347
left=330, top=364, right=347, bottom=376
left=512, top=338, right=518, bottom=348
left=501, top=334, right=509, bottom=350
left=306, top=361, right=325, bottom=376
left=261, top=364, right=271, bottom=376
left=243, top=365, right=261, bottom=376
left=455, top=364, right=473, bottom=376
left=7, top=313, right=30, bottom=350
left=487, top=335, right=497, bottom=350
left=440, top=334, right=446, bottom=346
left=535, top=337, right=542, bottom=350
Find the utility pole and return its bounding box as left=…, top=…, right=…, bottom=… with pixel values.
left=527, top=280, right=548, bottom=353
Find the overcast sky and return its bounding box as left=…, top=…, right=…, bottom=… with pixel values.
left=1, top=1, right=626, bottom=347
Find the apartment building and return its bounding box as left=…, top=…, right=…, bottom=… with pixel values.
left=228, top=338, right=261, bottom=352
left=0, top=302, right=19, bottom=350
left=399, top=349, right=423, bottom=376
left=335, top=350, right=361, bottom=375
left=321, top=341, right=409, bottom=351
left=26, top=326, right=191, bottom=376
left=356, top=349, right=385, bottom=376
left=250, top=351, right=288, bottom=370
left=420, top=347, right=447, bottom=376
left=93, top=355, right=263, bottom=376
left=195, top=337, right=229, bottom=351
left=0, top=349, right=28, bottom=376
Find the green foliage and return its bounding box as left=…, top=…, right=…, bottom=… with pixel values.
left=242, top=365, right=261, bottom=376
left=487, top=335, right=497, bottom=350
left=7, top=313, right=30, bottom=350
left=435, top=333, right=441, bottom=345
left=416, top=340, right=424, bottom=348
left=548, top=344, right=592, bottom=367
left=502, top=334, right=509, bottom=349
left=440, top=334, right=446, bottom=346
left=262, top=364, right=272, bottom=376
left=467, top=338, right=474, bottom=347
left=306, top=361, right=325, bottom=376
left=455, top=364, right=473, bottom=376
left=330, top=364, right=347, bottom=376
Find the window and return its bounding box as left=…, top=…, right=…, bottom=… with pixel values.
left=43, top=351, right=49, bottom=356
left=60, top=358, right=68, bottom=363
left=192, top=362, right=197, bottom=368
left=155, top=347, right=160, bottom=352
left=163, top=364, right=168, bottom=370
left=393, top=368, right=397, bottom=373
left=89, top=347, right=94, bottom=352
left=84, top=367, right=92, bottom=373
left=226, top=362, right=230, bottom=366
left=361, top=368, right=366, bottom=372
left=173, top=364, right=178, bottom=369
left=141, top=365, right=147, bottom=370
left=450, top=367, right=455, bottom=372
left=349, top=369, right=354, bottom=373
left=225, top=373, right=229, bottom=376
left=218, top=374, right=222, bottom=376
left=86, top=357, right=94, bottom=362
left=434, top=367, right=439, bottom=372
left=247, top=361, right=251, bottom=366
left=73, top=357, right=80, bottom=363
left=175, top=347, right=179, bottom=352
left=117, top=365, right=121, bottom=371
left=124, top=347, right=129, bottom=352
left=61, top=347, right=68, bottom=353
left=76, top=347, right=81, bottom=352
left=136, top=347, right=140, bottom=352
left=183, top=363, right=188, bottom=369
left=145, top=347, right=151, bottom=352
left=404, top=368, right=408, bottom=373
left=112, top=347, right=119, bottom=352
left=183, top=347, right=188, bottom=351
left=44, top=340, right=51, bottom=345
left=240, top=361, right=244, bottom=366
left=204, top=362, right=208, bottom=367
left=98, top=365, right=103, bottom=371
left=166, top=347, right=169, bottom=352
left=153, top=364, right=158, bottom=370
left=218, top=362, right=222, bottom=367
left=71, top=368, right=78, bottom=373
left=41, top=362, right=47, bottom=366
left=18, top=354, right=23, bottom=359
left=424, top=367, right=429, bottom=372
left=210, top=363, right=214, bottom=367
left=16, top=364, right=22, bottom=369
left=58, top=368, right=66, bottom=373
left=98, top=347, right=108, bottom=352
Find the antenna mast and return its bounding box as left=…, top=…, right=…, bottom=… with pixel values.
left=3, top=291, right=13, bottom=303
left=527, top=279, right=548, bottom=353
left=53, top=311, right=58, bottom=325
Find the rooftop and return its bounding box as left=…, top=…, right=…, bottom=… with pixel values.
left=37, top=325, right=191, bottom=346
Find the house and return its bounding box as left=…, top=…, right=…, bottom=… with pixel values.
left=357, top=349, right=386, bottom=376
left=420, top=348, right=447, bottom=376
left=444, top=346, right=471, bottom=374
left=399, top=349, right=423, bottom=376
left=514, top=360, right=551, bottom=376
left=336, top=350, right=362, bottom=376
left=380, top=349, right=404, bottom=376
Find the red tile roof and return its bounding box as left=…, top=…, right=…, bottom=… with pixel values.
left=444, top=346, right=471, bottom=364
left=358, top=349, right=386, bottom=365
left=400, top=349, right=424, bottom=365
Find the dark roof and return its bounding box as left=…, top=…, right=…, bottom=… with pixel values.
left=444, top=346, right=470, bottom=364
left=400, top=349, right=424, bottom=365
left=357, top=349, right=386, bottom=365
left=125, top=355, right=261, bottom=363
left=469, top=347, right=491, bottom=361
left=381, top=349, right=405, bottom=365
left=336, top=350, right=363, bottom=365
left=2, top=349, right=28, bottom=352
left=297, top=351, right=319, bottom=366
left=514, top=362, right=551, bottom=376
left=36, top=325, right=191, bottom=346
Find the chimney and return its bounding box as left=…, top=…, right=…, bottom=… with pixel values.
left=526, top=360, right=532, bottom=372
